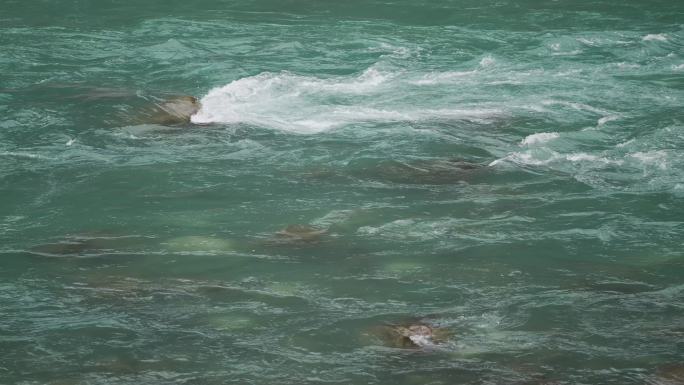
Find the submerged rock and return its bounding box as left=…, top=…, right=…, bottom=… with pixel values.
left=163, top=235, right=235, bottom=253
left=29, top=233, right=148, bottom=257
left=150, top=96, right=201, bottom=125
left=11, top=84, right=203, bottom=127
left=367, top=321, right=451, bottom=349
left=655, top=363, right=684, bottom=384
left=204, top=313, right=255, bottom=331
left=350, top=158, right=484, bottom=185
left=137, top=95, right=201, bottom=126
left=30, top=241, right=92, bottom=256
left=381, top=260, right=426, bottom=276
left=274, top=224, right=327, bottom=243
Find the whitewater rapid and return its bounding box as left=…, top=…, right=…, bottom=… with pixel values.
left=190, top=65, right=506, bottom=133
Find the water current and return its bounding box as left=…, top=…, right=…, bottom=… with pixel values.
left=1, top=1, right=683, bottom=384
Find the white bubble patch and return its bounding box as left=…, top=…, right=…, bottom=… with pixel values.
left=190, top=67, right=503, bottom=133
left=642, top=34, right=668, bottom=42
left=520, top=132, right=559, bottom=146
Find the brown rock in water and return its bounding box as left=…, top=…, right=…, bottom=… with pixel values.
left=369, top=321, right=451, bottom=349
left=104, top=92, right=202, bottom=126
left=143, top=95, right=201, bottom=125
left=655, top=363, right=684, bottom=384
left=274, top=224, right=327, bottom=243
left=29, top=233, right=148, bottom=257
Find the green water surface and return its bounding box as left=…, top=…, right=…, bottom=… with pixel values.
left=1, top=1, right=683, bottom=384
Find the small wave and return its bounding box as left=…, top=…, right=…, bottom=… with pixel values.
left=551, top=49, right=583, bottom=56
left=489, top=152, right=543, bottom=167
left=309, top=210, right=354, bottom=229
left=642, top=34, right=668, bottom=42
left=629, top=150, right=668, bottom=170
left=409, top=70, right=478, bottom=85
left=479, top=55, right=496, bottom=67
left=490, top=150, right=621, bottom=167
left=576, top=36, right=630, bottom=47
left=597, top=115, right=619, bottom=126
left=615, top=62, right=641, bottom=69
left=565, top=153, right=602, bottom=162
left=371, top=42, right=416, bottom=59
left=540, top=100, right=609, bottom=115
left=0, top=151, right=52, bottom=160
left=616, top=139, right=635, bottom=148
left=520, top=132, right=559, bottom=146
left=357, top=218, right=450, bottom=241
left=576, top=37, right=598, bottom=47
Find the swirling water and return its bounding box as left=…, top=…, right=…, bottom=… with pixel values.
left=1, top=1, right=683, bottom=384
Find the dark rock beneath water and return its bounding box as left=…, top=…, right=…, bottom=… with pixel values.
left=146, top=95, right=201, bottom=125
left=29, top=233, right=148, bottom=257
left=274, top=224, right=327, bottom=243
left=350, top=158, right=485, bottom=185
left=367, top=321, right=451, bottom=349
left=655, top=363, right=684, bottom=384
left=30, top=241, right=91, bottom=256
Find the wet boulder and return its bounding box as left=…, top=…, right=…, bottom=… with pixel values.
left=136, top=95, right=202, bottom=126
left=366, top=320, right=451, bottom=349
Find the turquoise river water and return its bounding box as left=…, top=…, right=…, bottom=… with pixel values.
left=1, top=1, right=683, bottom=384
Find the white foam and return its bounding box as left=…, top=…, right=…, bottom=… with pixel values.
left=616, top=139, right=634, bottom=148
left=0, top=151, right=51, bottom=160
left=373, top=42, right=413, bottom=58
left=408, top=334, right=433, bottom=347
left=541, top=99, right=609, bottom=115
left=520, top=132, right=559, bottom=146
left=192, top=69, right=502, bottom=133
left=576, top=38, right=596, bottom=46
left=554, top=69, right=583, bottom=77
left=409, top=70, right=477, bottom=85
left=551, top=49, right=582, bottom=56
left=616, top=62, right=640, bottom=69
left=490, top=151, right=553, bottom=167
left=567, top=153, right=621, bottom=165
left=642, top=34, right=668, bottom=42
left=565, top=153, right=599, bottom=162
left=191, top=70, right=388, bottom=133
left=491, top=150, right=620, bottom=167
left=673, top=64, right=684, bottom=71
left=357, top=218, right=456, bottom=241
left=630, top=150, right=668, bottom=170
left=597, top=115, right=619, bottom=126
left=358, top=219, right=415, bottom=237
left=479, top=55, right=495, bottom=67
